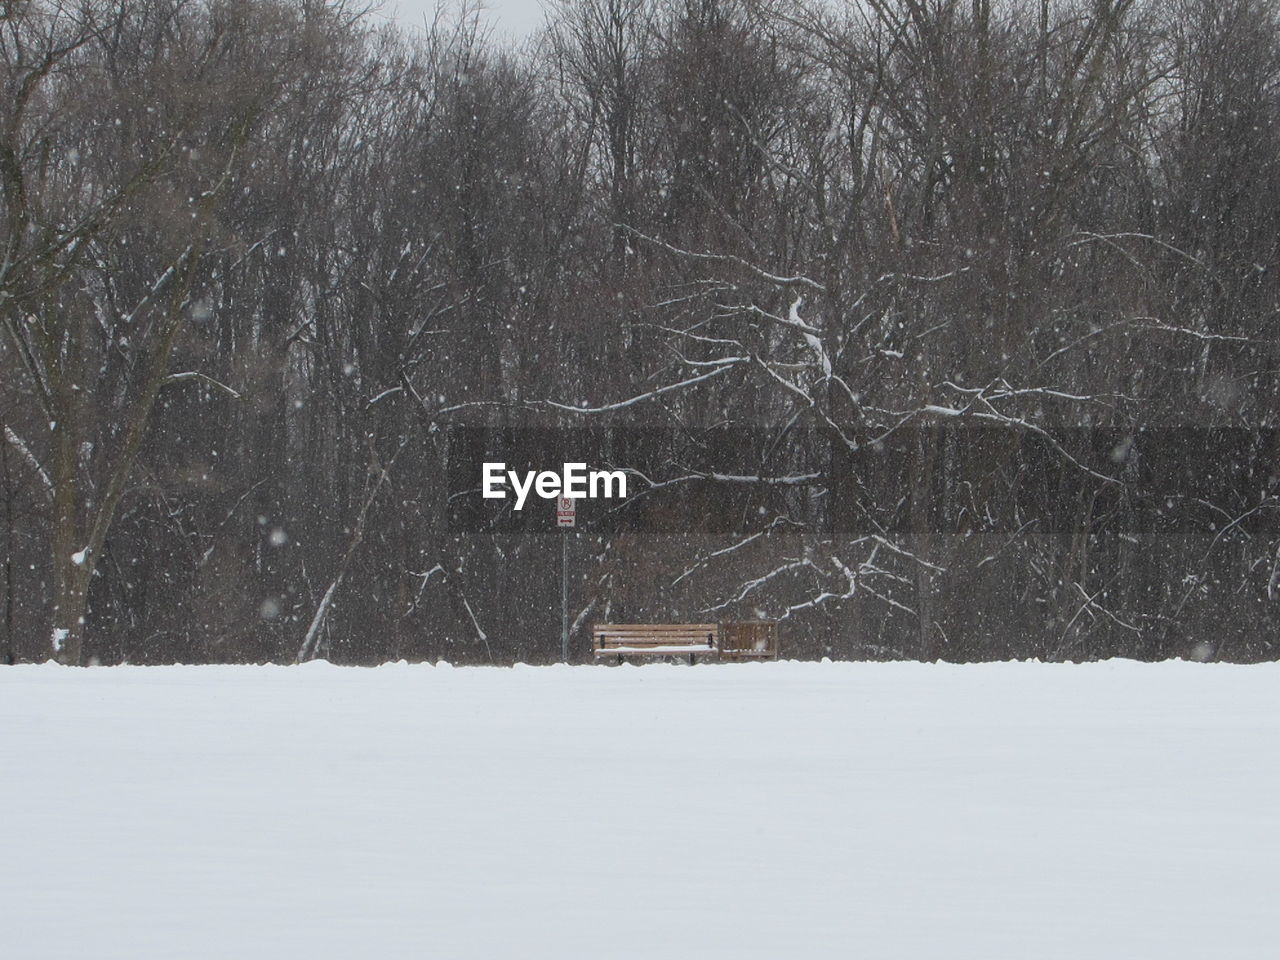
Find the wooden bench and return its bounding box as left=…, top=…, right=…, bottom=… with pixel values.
left=592, top=624, right=719, bottom=664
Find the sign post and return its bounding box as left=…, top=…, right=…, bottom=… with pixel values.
left=557, top=496, right=575, bottom=662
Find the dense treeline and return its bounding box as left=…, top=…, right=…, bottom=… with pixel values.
left=3, top=0, right=1280, bottom=665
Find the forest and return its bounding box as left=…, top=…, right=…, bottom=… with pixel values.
left=3, top=0, right=1280, bottom=665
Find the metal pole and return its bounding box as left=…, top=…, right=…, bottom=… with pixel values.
left=561, top=530, right=569, bottom=662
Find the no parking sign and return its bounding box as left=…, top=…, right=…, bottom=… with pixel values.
left=556, top=495, right=575, bottom=527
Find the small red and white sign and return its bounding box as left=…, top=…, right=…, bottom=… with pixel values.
left=556, top=495, right=575, bottom=528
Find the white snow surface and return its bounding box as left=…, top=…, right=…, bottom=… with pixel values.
left=2, top=659, right=1277, bottom=959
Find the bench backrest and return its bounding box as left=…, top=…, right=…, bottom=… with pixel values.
left=593, top=624, right=719, bottom=652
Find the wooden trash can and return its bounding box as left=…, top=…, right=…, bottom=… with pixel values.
left=718, top=621, right=779, bottom=661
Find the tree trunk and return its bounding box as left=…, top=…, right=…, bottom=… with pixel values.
left=913, top=425, right=938, bottom=660
left=1, top=437, right=15, bottom=664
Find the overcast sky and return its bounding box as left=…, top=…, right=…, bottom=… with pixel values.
left=379, top=0, right=548, bottom=41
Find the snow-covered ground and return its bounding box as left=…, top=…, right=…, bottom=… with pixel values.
left=2, top=659, right=1277, bottom=959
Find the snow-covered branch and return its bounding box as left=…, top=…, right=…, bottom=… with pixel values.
left=544, top=364, right=736, bottom=414
left=3, top=425, right=53, bottom=501
left=620, top=225, right=826, bottom=294
left=162, top=371, right=242, bottom=399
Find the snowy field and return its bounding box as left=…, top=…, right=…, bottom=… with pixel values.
left=3, top=660, right=1278, bottom=959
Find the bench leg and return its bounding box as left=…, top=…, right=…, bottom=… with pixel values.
left=689, top=653, right=695, bottom=666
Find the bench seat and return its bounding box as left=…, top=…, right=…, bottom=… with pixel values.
left=593, top=624, right=718, bottom=662
left=597, top=644, right=715, bottom=655
left=591, top=622, right=778, bottom=663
